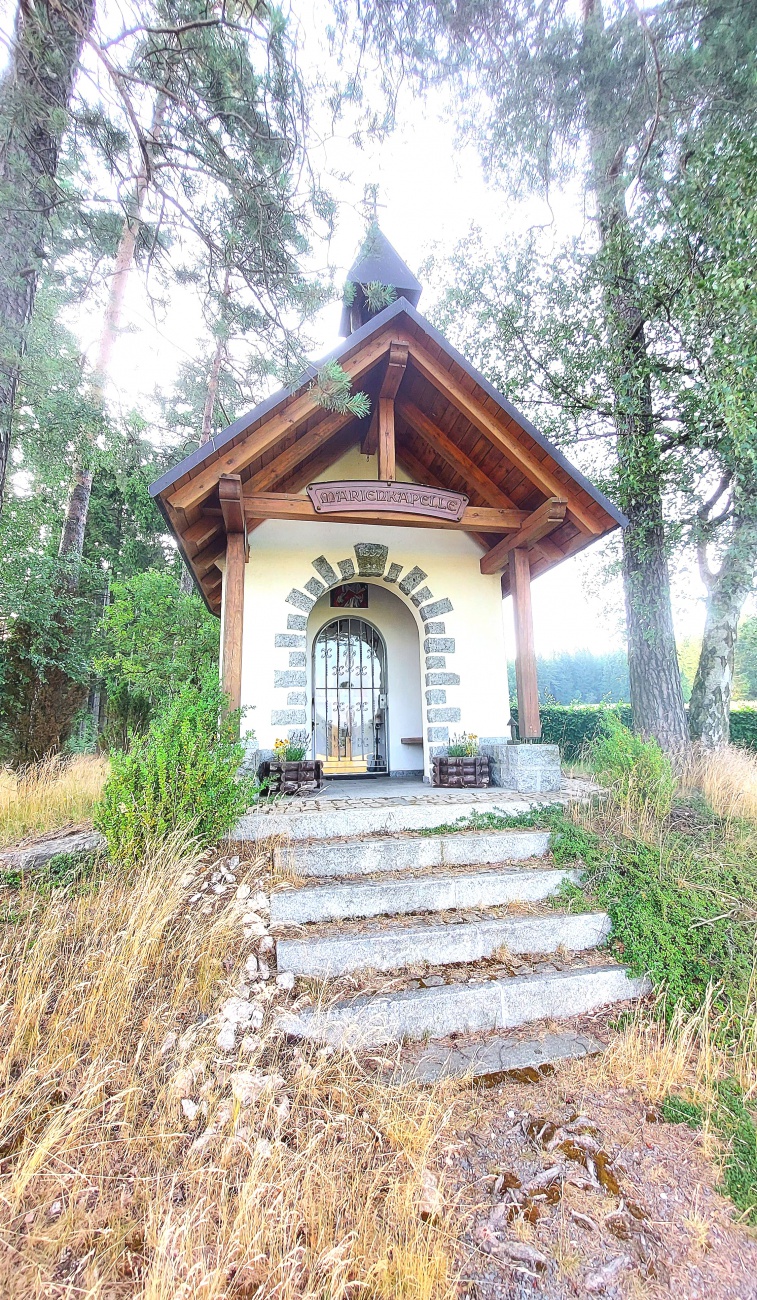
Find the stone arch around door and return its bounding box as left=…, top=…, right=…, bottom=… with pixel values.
left=270, top=542, right=460, bottom=759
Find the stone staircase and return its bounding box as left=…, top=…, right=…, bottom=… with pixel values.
left=234, top=793, right=649, bottom=1079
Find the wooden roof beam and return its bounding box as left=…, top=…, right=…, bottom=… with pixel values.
left=362, top=342, right=408, bottom=455
left=167, top=329, right=401, bottom=513
left=182, top=513, right=221, bottom=557
left=245, top=409, right=355, bottom=495
left=405, top=342, right=602, bottom=535
left=219, top=474, right=245, bottom=533
left=480, top=497, right=567, bottom=574
left=397, top=398, right=518, bottom=509
left=239, top=491, right=525, bottom=532
left=395, top=446, right=489, bottom=551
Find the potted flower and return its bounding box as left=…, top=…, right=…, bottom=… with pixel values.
left=432, top=733, right=490, bottom=788
left=261, top=731, right=323, bottom=794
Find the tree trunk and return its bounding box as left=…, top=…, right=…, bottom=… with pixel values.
left=58, top=92, right=167, bottom=565
left=180, top=269, right=231, bottom=594
left=582, top=0, right=689, bottom=754
left=689, top=480, right=757, bottom=747
left=0, top=0, right=96, bottom=510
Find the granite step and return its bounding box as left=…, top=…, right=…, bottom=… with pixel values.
left=272, top=829, right=551, bottom=879
left=275, top=910, right=611, bottom=977
left=276, top=963, right=650, bottom=1048
left=270, top=863, right=577, bottom=927
left=391, top=1027, right=604, bottom=1084
left=233, top=798, right=541, bottom=843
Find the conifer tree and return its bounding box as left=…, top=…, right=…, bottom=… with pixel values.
left=0, top=0, right=96, bottom=509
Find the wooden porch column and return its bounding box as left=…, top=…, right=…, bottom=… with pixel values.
left=219, top=475, right=247, bottom=722
left=511, top=548, right=542, bottom=739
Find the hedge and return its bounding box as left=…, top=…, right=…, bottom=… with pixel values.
left=510, top=703, right=757, bottom=760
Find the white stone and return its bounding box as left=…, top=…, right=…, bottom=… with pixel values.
left=254, top=1138, right=273, bottom=1160
left=160, top=1031, right=177, bottom=1057
left=216, top=1023, right=236, bottom=1051
left=212, top=884, right=226, bottom=896
left=257, top=959, right=270, bottom=981
left=220, top=996, right=259, bottom=1026
left=244, top=954, right=259, bottom=978
left=230, top=1070, right=285, bottom=1106
left=258, top=935, right=275, bottom=954
left=181, top=1099, right=199, bottom=1120
left=240, top=1034, right=259, bottom=1054
left=249, top=892, right=269, bottom=912
left=179, top=872, right=196, bottom=889
left=227, top=855, right=241, bottom=870
left=243, top=922, right=267, bottom=939
left=236, top=883, right=252, bottom=901
left=276, top=971, right=295, bottom=991
left=169, top=1065, right=199, bottom=1097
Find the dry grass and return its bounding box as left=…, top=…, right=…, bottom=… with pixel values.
left=681, top=743, right=757, bottom=824
left=0, top=754, right=109, bottom=849
left=0, top=831, right=456, bottom=1298
left=583, top=982, right=757, bottom=1114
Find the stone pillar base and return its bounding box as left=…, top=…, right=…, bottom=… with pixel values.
left=479, top=738, right=561, bottom=794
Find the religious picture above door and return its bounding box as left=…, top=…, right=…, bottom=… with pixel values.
left=330, top=583, right=369, bottom=609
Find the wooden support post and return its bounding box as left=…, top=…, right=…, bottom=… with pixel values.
left=219, top=475, right=247, bottom=727
left=377, top=396, right=396, bottom=480
left=222, top=533, right=246, bottom=718
left=511, top=548, right=542, bottom=740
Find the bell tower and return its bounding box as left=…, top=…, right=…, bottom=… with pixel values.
left=339, top=224, right=422, bottom=337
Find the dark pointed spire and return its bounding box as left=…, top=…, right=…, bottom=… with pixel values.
left=339, top=224, right=422, bottom=336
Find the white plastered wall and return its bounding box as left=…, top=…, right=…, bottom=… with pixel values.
left=236, top=445, right=511, bottom=777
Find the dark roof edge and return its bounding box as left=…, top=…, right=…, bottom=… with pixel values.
left=149, top=297, right=627, bottom=529
left=153, top=491, right=218, bottom=615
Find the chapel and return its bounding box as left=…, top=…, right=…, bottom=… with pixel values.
left=149, top=229, right=625, bottom=781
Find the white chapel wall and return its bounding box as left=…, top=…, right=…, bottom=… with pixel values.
left=238, top=510, right=511, bottom=777
left=307, top=582, right=425, bottom=774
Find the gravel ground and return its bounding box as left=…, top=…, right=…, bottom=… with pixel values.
left=426, top=1027, right=757, bottom=1299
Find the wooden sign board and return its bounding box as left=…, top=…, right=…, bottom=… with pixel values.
left=307, top=480, right=468, bottom=522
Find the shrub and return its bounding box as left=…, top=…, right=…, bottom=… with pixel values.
left=510, top=702, right=757, bottom=757
left=95, top=677, right=255, bottom=867
left=511, top=704, right=633, bottom=759
left=731, top=704, right=757, bottom=751
left=588, top=713, right=675, bottom=819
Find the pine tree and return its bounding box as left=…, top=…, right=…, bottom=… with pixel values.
left=0, top=0, right=96, bottom=510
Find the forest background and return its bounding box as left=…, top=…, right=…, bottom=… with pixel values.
left=0, top=0, right=756, bottom=763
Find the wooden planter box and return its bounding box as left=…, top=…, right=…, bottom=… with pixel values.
left=432, top=755, right=490, bottom=788
left=260, top=759, right=323, bottom=795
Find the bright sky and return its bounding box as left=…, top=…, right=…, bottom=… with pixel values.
left=2, top=0, right=728, bottom=658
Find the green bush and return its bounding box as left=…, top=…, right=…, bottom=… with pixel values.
left=511, top=704, right=633, bottom=759
left=587, top=713, right=675, bottom=818
left=95, top=676, right=255, bottom=867
left=731, top=704, right=757, bottom=750
left=511, top=702, right=757, bottom=757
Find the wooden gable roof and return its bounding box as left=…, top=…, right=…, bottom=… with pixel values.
left=150, top=299, right=626, bottom=614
